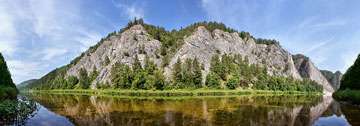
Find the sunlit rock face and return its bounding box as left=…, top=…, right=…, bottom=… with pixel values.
left=64, top=25, right=333, bottom=92
left=27, top=93, right=339, bottom=126
left=293, top=55, right=335, bottom=94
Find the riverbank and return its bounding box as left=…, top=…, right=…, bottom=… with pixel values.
left=23, top=89, right=322, bottom=97
left=333, top=89, right=360, bottom=104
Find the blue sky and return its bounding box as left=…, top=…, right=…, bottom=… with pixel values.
left=0, top=0, right=359, bottom=84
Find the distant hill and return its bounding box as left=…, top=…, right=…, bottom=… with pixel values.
left=17, top=79, right=38, bottom=89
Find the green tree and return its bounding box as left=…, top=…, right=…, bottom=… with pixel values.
left=160, top=44, right=167, bottom=56
left=79, top=67, right=90, bottom=89
left=0, top=53, right=17, bottom=91
left=104, top=56, right=110, bottom=66
left=192, top=57, right=202, bottom=88
left=144, top=54, right=150, bottom=70
left=340, top=54, right=360, bottom=90
left=205, top=73, right=221, bottom=89
left=66, top=76, right=78, bottom=89
left=131, top=71, right=146, bottom=89
left=132, top=54, right=142, bottom=73
left=172, top=57, right=182, bottom=83
left=226, top=76, right=239, bottom=89
left=182, top=58, right=193, bottom=85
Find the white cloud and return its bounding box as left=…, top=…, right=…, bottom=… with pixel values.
left=303, top=38, right=333, bottom=53
left=0, top=0, right=103, bottom=83
left=42, top=48, right=68, bottom=61
left=341, top=52, right=358, bottom=73
left=0, top=6, right=18, bottom=55
left=7, top=60, right=45, bottom=84
left=112, top=0, right=145, bottom=20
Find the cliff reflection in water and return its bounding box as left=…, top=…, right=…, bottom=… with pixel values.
left=25, top=93, right=346, bottom=126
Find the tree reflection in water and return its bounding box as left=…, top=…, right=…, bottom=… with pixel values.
left=25, top=93, right=342, bottom=126
left=0, top=97, right=40, bottom=125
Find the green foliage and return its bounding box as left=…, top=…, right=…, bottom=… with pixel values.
left=0, top=98, right=39, bottom=125
left=132, top=54, right=142, bottom=73
left=161, top=55, right=170, bottom=68
left=205, top=73, right=221, bottom=89
left=226, top=76, right=239, bottom=89
left=333, top=89, right=360, bottom=104
left=154, top=48, right=160, bottom=58
left=79, top=67, right=90, bottom=89
left=66, top=76, right=78, bottom=89
left=138, top=44, right=146, bottom=54
left=206, top=53, right=323, bottom=92
left=340, top=54, right=360, bottom=90
left=172, top=57, right=183, bottom=83
left=104, top=56, right=110, bottom=66
left=160, top=44, right=167, bottom=56
left=123, top=51, right=130, bottom=57
left=255, top=38, right=279, bottom=45
left=0, top=53, right=18, bottom=99
left=193, top=57, right=203, bottom=88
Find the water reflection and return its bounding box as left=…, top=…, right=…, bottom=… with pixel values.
left=23, top=93, right=360, bottom=126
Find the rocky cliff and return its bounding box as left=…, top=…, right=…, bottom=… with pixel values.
left=320, top=70, right=343, bottom=90
left=31, top=22, right=334, bottom=93
left=292, top=54, right=334, bottom=93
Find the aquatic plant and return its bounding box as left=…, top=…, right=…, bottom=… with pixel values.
left=0, top=97, right=39, bottom=125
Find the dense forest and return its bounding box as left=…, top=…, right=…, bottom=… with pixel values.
left=26, top=19, right=321, bottom=93
left=333, top=53, right=360, bottom=104
left=0, top=53, right=18, bottom=99
left=32, top=52, right=323, bottom=93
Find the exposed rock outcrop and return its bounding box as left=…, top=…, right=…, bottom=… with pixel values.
left=62, top=24, right=333, bottom=93
left=65, top=25, right=162, bottom=89
left=292, top=54, right=335, bottom=94
left=320, top=70, right=343, bottom=90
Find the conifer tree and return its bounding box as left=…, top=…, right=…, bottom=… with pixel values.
left=132, top=54, right=142, bottom=73
left=172, top=57, right=182, bottom=83
left=79, top=67, right=90, bottom=89
left=192, top=57, right=202, bottom=88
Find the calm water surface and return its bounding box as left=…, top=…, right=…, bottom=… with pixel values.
left=19, top=93, right=360, bottom=126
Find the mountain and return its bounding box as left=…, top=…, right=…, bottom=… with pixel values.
left=0, top=52, right=18, bottom=98
left=25, top=20, right=334, bottom=93
left=320, top=70, right=343, bottom=90
left=339, top=54, right=360, bottom=90
left=17, top=79, right=38, bottom=89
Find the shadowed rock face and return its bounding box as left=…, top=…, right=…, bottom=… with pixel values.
left=64, top=25, right=333, bottom=92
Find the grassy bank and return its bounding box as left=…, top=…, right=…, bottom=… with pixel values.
left=333, top=89, right=360, bottom=104
left=23, top=89, right=322, bottom=97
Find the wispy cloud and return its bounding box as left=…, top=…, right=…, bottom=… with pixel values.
left=42, top=48, right=68, bottom=61
left=112, top=0, right=145, bottom=20
left=0, top=5, right=18, bottom=56
left=0, top=0, right=102, bottom=83
left=341, top=52, right=358, bottom=73
left=303, top=38, right=333, bottom=53
left=7, top=60, right=45, bottom=84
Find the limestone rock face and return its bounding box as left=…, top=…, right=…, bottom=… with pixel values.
left=65, top=25, right=162, bottom=89
left=321, top=70, right=343, bottom=90
left=331, top=71, right=343, bottom=89
left=164, top=26, right=302, bottom=81
left=64, top=25, right=334, bottom=93
left=293, top=55, right=335, bottom=93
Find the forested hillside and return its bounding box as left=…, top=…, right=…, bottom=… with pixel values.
left=0, top=53, right=18, bottom=99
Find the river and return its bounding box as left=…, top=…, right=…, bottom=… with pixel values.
left=16, top=93, right=360, bottom=126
